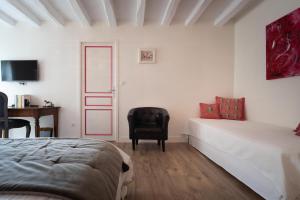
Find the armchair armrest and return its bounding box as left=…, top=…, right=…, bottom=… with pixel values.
left=127, top=108, right=137, bottom=124
left=127, top=108, right=137, bottom=138
left=127, top=110, right=134, bottom=121
left=160, top=109, right=170, bottom=138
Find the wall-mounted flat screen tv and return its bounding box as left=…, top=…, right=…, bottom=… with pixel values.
left=1, top=60, right=38, bottom=81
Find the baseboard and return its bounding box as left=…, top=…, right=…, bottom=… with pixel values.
left=118, top=135, right=188, bottom=143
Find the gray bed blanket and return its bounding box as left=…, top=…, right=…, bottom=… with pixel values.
left=0, top=138, right=124, bottom=200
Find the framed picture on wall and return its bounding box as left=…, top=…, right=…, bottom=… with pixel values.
left=138, top=48, right=156, bottom=64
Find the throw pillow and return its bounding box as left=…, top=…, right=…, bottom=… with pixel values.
left=294, top=123, right=300, bottom=132
left=200, top=103, right=221, bottom=119
left=216, top=96, right=245, bottom=120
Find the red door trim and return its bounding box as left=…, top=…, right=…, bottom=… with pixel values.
left=85, top=96, right=112, bottom=106
left=84, top=109, right=113, bottom=136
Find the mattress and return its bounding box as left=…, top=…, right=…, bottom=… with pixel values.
left=188, top=118, right=300, bottom=200
left=0, top=138, right=133, bottom=200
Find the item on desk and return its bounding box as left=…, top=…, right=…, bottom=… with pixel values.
left=14, top=95, right=31, bottom=108
left=44, top=100, right=54, bottom=107
left=30, top=105, right=39, bottom=107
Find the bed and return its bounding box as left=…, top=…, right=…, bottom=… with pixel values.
left=188, top=118, right=300, bottom=200
left=0, top=138, right=133, bottom=200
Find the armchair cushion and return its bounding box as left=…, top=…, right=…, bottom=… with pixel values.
left=134, top=127, right=162, bottom=134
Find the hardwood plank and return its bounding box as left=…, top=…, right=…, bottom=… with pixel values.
left=116, top=143, right=263, bottom=200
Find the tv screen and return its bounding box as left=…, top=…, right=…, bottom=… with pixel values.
left=1, top=60, right=38, bottom=81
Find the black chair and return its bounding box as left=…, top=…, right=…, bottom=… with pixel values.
left=128, top=107, right=170, bottom=152
left=0, top=92, right=31, bottom=138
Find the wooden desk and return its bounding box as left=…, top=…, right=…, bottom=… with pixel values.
left=8, top=107, right=60, bottom=137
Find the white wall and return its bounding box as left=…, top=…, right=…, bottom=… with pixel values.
left=234, top=0, right=300, bottom=128
left=0, top=23, right=234, bottom=140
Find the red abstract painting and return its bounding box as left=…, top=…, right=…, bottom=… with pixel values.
left=266, top=8, right=300, bottom=80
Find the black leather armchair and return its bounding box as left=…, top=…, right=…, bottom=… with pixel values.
left=0, top=92, right=31, bottom=138
left=128, top=107, right=170, bottom=152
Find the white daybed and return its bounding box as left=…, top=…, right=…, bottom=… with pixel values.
left=188, top=118, right=300, bottom=200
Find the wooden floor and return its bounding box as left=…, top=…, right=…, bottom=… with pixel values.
left=116, top=143, right=263, bottom=200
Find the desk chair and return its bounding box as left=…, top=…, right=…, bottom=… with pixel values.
left=0, top=92, right=31, bottom=138
left=40, top=127, right=53, bottom=137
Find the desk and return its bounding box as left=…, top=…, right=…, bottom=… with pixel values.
left=8, top=107, right=60, bottom=137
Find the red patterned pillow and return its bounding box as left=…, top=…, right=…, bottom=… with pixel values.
left=294, top=123, right=300, bottom=132
left=294, top=123, right=300, bottom=136
left=200, top=103, right=221, bottom=119
left=216, top=96, right=245, bottom=120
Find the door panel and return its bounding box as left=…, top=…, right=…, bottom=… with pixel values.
left=81, top=42, right=117, bottom=141
left=85, top=96, right=112, bottom=106
left=85, top=46, right=112, bottom=93
left=85, top=109, right=112, bottom=135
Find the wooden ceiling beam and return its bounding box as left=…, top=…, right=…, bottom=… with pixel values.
left=185, top=0, right=212, bottom=26
left=6, top=0, right=42, bottom=26
left=68, top=0, right=91, bottom=26
left=100, top=0, right=117, bottom=27
left=214, top=0, right=249, bottom=26
left=0, top=9, right=17, bottom=26
left=161, top=0, right=181, bottom=26
left=136, top=0, right=146, bottom=26
left=37, top=0, right=66, bottom=26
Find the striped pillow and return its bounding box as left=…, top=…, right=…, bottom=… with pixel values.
left=294, top=123, right=300, bottom=132
left=294, top=123, right=300, bottom=136
left=216, top=96, right=245, bottom=120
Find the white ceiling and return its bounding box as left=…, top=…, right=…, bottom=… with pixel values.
left=0, top=0, right=260, bottom=27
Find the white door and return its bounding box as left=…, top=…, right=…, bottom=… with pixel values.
left=81, top=42, right=118, bottom=141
